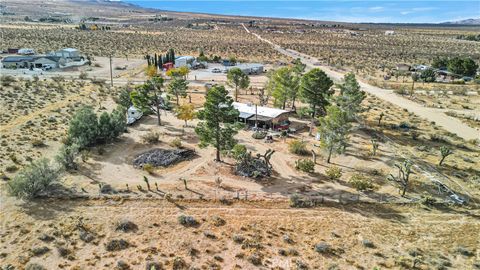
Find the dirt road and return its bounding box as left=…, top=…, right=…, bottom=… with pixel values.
left=245, top=27, right=479, bottom=141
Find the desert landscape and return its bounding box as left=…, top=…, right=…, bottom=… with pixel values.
left=0, top=1, right=479, bottom=270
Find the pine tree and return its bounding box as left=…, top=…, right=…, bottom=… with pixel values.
left=299, top=68, right=334, bottom=135
left=227, top=68, right=250, bottom=102
left=317, top=105, right=350, bottom=163
left=335, top=73, right=365, bottom=121
left=195, top=85, right=239, bottom=162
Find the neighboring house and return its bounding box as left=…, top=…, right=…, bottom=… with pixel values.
left=49, top=48, right=82, bottom=60
left=7, top=48, right=19, bottom=54
left=225, top=63, right=264, bottom=75
left=233, top=102, right=290, bottom=130
left=436, top=70, right=460, bottom=82
left=18, top=48, right=36, bottom=55
left=1, top=55, right=61, bottom=69
left=385, top=30, right=395, bottom=36
left=396, top=64, right=411, bottom=71
left=1, top=56, right=35, bottom=68
left=31, top=56, right=61, bottom=69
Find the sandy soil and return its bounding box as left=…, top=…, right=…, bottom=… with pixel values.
left=1, top=197, right=479, bottom=270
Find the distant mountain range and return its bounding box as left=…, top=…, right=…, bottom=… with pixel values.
left=442, top=18, right=480, bottom=25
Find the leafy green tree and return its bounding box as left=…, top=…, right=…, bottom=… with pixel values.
left=195, top=85, right=239, bottom=162
left=317, top=105, right=351, bottom=163
left=299, top=68, right=334, bottom=135
left=67, top=106, right=98, bottom=148
left=335, top=73, right=365, bottom=121
left=130, top=76, right=165, bottom=125
left=447, top=57, right=478, bottom=77
left=168, top=77, right=188, bottom=105
left=420, top=68, right=436, bottom=83
left=175, top=103, right=195, bottom=127
left=8, top=158, right=62, bottom=199
left=432, top=57, right=448, bottom=69
left=227, top=68, right=250, bottom=102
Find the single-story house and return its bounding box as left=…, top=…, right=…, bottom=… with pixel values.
left=385, top=30, right=395, bottom=36
left=1, top=55, right=62, bottom=69
left=226, top=63, right=264, bottom=75
left=233, top=102, right=290, bottom=130
left=1, top=56, right=35, bottom=68
left=18, top=48, right=36, bottom=55
left=52, top=48, right=80, bottom=58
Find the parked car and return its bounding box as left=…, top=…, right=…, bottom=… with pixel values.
left=211, top=68, right=221, bottom=73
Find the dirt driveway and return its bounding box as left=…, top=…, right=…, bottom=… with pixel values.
left=247, top=28, right=479, bottom=141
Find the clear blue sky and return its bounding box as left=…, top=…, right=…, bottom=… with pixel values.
left=124, top=1, right=480, bottom=23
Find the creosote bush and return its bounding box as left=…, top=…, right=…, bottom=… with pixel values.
left=349, top=173, right=374, bottom=191
left=141, top=131, right=160, bottom=144
left=8, top=158, right=61, bottom=199
left=325, top=166, right=342, bottom=180
left=178, top=215, right=198, bottom=227
left=295, top=159, right=315, bottom=173
left=169, top=138, right=182, bottom=148
left=289, top=140, right=309, bottom=155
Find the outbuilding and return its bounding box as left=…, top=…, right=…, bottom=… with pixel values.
left=233, top=102, right=290, bottom=130
left=226, top=63, right=264, bottom=75
left=1, top=56, right=35, bottom=68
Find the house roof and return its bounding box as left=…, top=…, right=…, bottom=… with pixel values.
left=34, top=56, right=61, bottom=62
left=62, top=48, right=78, bottom=52
left=1, top=56, right=34, bottom=62
left=233, top=102, right=289, bottom=119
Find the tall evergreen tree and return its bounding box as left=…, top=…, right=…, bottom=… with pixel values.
left=317, top=105, right=351, bottom=163
left=168, top=77, right=189, bottom=105
left=130, top=67, right=165, bottom=125
left=299, top=68, right=334, bottom=135
left=195, top=85, right=239, bottom=162
left=335, top=73, right=365, bottom=121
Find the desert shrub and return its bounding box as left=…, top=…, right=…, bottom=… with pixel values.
left=172, top=257, right=187, bottom=270
left=115, top=220, right=138, bottom=232
left=1, top=75, right=16, bottom=86
left=247, top=253, right=262, bottom=266
left=295, top=159, right=315, bottom=173
left=349, top=173, right=374, bottom=191
left=252, top=131, right=267, bottom=139
left=67, top=106, right=99, bottom=148
left=79, top=71, right=88, bottom=80
left=55, top=143, right=80, bottom=170
left=141, top=131, right=160, bottom=144
left=289, top=194, right=315, bottom=208
left=8, top=158, right=61, bottom=199
left=232, top=234, right=246, bottom=244
left=178, top=215, right=198, bottom=227
left=143, top=163, right=155, bottom=175
left=362, top=239, right=375, bottom=248
left=315, top=242, right=332, bottom=254
left=212, top=216, right=226, bottom=226
left=325, top=166, right=342, bottom=180
left=5, top=165, right=19, bottom=173
left=25, top=263, right=46, bottom=270
left=169, top=138, right=182, bottom=148
left=289, top=140, right=309, bottom=155
left=145, top=262, right=163, bottom=270
left=105, top=239, right=130, bottom=251
left=231, top=144, right=247, bottom=160
left=31, top=139, right=45, bottom=147
left=421, top=195, right=437, bottom=206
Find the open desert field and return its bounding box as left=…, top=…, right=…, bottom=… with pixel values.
left=1, top=1, right=479, bottom=269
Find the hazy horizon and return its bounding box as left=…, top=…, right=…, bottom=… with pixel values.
left=124, top=0, right=480, bottom=23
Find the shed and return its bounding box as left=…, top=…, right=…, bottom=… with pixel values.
left=1, top=56, right=34, bottom=68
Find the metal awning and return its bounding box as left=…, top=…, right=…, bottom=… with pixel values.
left=249, top=115, right=273, bottom=122
left=239, top=112, right=254, bottom=119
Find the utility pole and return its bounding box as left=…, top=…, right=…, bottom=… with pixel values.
left=109, top=55, right=113, bottom=87
left=255, top=104, right=258, bottom=129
